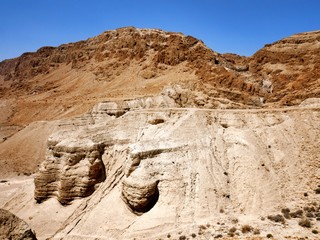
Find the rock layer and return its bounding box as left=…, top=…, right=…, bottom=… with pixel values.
left=34, top=137, right=105, bottom=204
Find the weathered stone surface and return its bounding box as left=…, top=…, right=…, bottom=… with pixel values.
left=34, top=137, right=105, bottom=204
left=0, top=28, right=320, bottom=240
left=122, top=178, right=159, bottom=214
left=120, top=143, right=180, bottom=214
left=0, top=208, right=37, bottom=240
left=91, top=92, right=178, bottom=118
left=1, top=104, right=319, bottom=240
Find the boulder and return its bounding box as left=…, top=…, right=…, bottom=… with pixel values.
left=0, top=208, right=37, bottom=240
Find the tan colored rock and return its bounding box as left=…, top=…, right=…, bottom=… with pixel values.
left=0, top=208, right=37, bottom=240
left=122, top=178, right=159, bottom=214
left=34, top=137, right=105, bottom=204
left=0, top=104, right=318, bottom=239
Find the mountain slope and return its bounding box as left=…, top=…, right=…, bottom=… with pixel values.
left=0, top=27, right=319, bottom=239
left=1, top=28, right=319, bottom=127
left=0, top=27, right=320, bottom=177
left=1, top=106, right=319, bottom=240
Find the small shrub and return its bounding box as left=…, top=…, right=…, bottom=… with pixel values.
left=304, top=206, right=316, bottom=212
left=281, top=208, right=291, bottom=219
left=199, top=225, right=207, bottom=230
left=304, top=192, right=308, bottom=197
left=312, top=229, right=318, bottom=234
left=306, top=212, right=315, bottom=218
left=231, top=218, right=239, bottom=224
left=299, top=218, right=312, bottom=228
left=241, top=224, right=253, bottom=233
left=267, top=214, right=285, bottom=224
left=191, top=233, right=196, bottom=238
left=266, top=233, right=273, bottom=238
left=281, top=208, right=290, bottom=214
left=283, top=212, right=291, bottom=219
left=253, top=229, right=261, bottom=235
left=179, top=235, right=186, bottom=240
left=167, top=234, right=171, bottom=238
left=290, top=209, right=304, bottom=218
left=229, top=227, right=237, bottom=233
left=214, top=234, right=223, bottom=238
left=315, top=188, right=320, bottom=194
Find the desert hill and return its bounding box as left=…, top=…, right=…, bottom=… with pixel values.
left=1, top=27, right=319, bottom=125
left=0, top=27, right=319, bottom=176
left=0, top=27, right=319, bottom=239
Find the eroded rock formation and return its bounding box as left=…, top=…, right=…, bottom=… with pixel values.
left=34, top=137, right=105, bottom=204
left=122, top=178, right=159, bottom=214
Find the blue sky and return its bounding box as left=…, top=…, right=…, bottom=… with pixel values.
left=1, top=0, right=319, bottom=61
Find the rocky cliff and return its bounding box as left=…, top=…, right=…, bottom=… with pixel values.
left=1, top=28, right=319, bottom=126
left=34, top=137, right=106, bottom=204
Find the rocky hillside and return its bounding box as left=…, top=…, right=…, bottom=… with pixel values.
left=0, top=27, right=319, bottom=176
left=0, top=27, right=319, bottom=239
left=249, top=30, right=320, bottom=104
left=1, top=27, right=319, bottom=126
left=1, top=102, right=320, bottom=239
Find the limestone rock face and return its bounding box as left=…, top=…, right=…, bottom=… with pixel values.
left=34, top=137, right=105, bottom=204
left=91, top=92, right=178, bottom=118
left=1, top=28, right=320, bottom=240
left=122, top=178, right=159, bottom=214
left=2, top=101, right=319, bottom=240
left=0, top=208, right=37, bottom=240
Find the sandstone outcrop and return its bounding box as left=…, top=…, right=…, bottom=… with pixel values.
left=0, top=99, right=318, bottom=239
left=122, top=178, right=159, bottom=214
left=34, top=137, right=105, bottom=204
left=91, top=89, right=178, bottom=118
left=31, top=104, right=320, bottom=239
left=0, top=208, right=37, bottom=240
